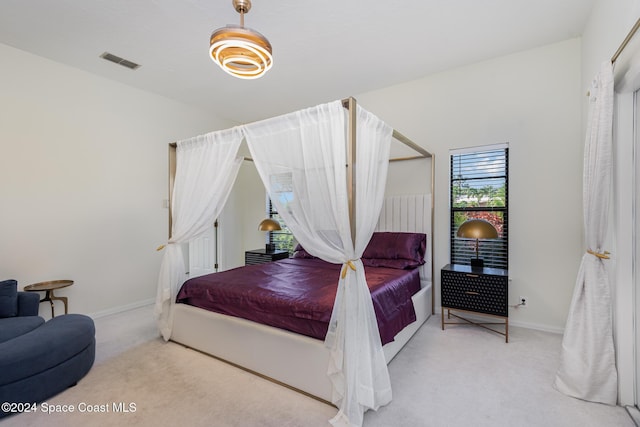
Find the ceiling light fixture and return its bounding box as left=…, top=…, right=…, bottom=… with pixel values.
left=209, top=0, right=272, bottom=79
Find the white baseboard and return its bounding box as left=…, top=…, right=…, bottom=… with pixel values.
left=434, top=308, right=564, bottom=335
left=626, top=405, right=640, bottom=426
left=508, top=319, right=564, bottom=334
left=89, top=298, right=154, bottom=319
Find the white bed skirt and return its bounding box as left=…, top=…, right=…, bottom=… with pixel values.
left=170, top=281, right=432, bottom=403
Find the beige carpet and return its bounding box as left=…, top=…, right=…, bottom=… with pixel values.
left=3, top=338, right=335, bottom=427
left=1, top=312, right=635, bottom=427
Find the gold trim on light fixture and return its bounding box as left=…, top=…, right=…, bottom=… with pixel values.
left=209, top=0, right=273, bottom=79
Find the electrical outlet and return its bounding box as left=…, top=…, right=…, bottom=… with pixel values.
left=519, top=296, right=527, bottom=307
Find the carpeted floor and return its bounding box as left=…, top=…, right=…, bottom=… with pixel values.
left=1, top=306, right=634, bottom=427
left=3, top=338, right=334, bottom=427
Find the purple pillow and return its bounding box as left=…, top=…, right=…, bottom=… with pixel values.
left=292, top=244, right=317, bottom=259
left=362, top=232, right=426, bottom=267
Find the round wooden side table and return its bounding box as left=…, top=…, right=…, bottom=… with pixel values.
left=24, top=279, right=74, bottom=317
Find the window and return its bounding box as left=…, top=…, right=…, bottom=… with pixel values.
left=267, top=197, right=295, bottom=253
left=266, top=172, right=295, bottom=254
left=450, top=145, right=508, bottom=269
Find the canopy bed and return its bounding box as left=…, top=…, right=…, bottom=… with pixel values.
left=156, top=98, right=434, bottom=427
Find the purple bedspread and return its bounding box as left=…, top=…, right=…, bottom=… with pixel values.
left=176, top=258, right=421, bottom=345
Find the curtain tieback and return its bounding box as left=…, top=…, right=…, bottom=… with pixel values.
left=156, top=241, right=178, bottom=251
left=587, top=249, right=610, bottom=259
left=341, top=260, right=357, bottom=279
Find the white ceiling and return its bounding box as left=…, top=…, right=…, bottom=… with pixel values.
left=0, top=0, right=595, bottom=123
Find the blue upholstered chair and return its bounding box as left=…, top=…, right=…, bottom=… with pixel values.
left=0, top=279, right=95, bottom=418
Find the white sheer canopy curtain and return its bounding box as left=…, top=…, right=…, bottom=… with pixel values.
left=155, top=128, right=243, bottom=341
left=554, top=61, right=618, bottom=404
left=243, top=100, right=393, bottom=427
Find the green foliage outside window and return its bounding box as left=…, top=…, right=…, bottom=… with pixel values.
left=268, top=208, right=295, bottom=254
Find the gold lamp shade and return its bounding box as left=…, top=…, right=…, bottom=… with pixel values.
left=258, top=218, right=281, bottom=231
left=456, top=219, right=498, bottom=239
left=209, top=0, right=273, bottom=80
left=456, top=219, right=498, bottom=269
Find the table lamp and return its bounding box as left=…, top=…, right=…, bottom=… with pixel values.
left=456, top=219, right=498, bottom=269
left=258, top=218, right=281, bottom=252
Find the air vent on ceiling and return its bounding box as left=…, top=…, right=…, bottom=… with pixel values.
left=99, top=52, right=141, bottom=70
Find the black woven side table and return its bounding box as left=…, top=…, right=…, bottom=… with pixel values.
left=441, top=264, right=509, bottom=342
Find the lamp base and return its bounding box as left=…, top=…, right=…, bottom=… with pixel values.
left=265, top=243, right=276, bottom=252
left=470, top=258, right=484, bottom=269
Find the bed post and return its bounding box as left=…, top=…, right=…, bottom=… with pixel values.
left=168, top=142, right=177, bottom=239
left=430, top=154, right=435, bottom=315
left=345, top=97, right=357, bottom=246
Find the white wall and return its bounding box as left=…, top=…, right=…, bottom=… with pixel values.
left=355, top=39, right=583, bottom=332
left=0, top=43, right=234, bottom=318
left=220, top=160, right=267, bottom=270
left=240, top=164, right=269, bottom=256
left=581, top=0, right=640, bottom=406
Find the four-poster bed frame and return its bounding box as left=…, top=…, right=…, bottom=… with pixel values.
left=166, top=97, right=434, bottom=403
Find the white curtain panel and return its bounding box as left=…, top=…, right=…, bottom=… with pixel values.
left=554, top=61, right=618, bottom=404
left=155, top=128, right=243, bottom=341
left=244, top=101, right=393, bottom=427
